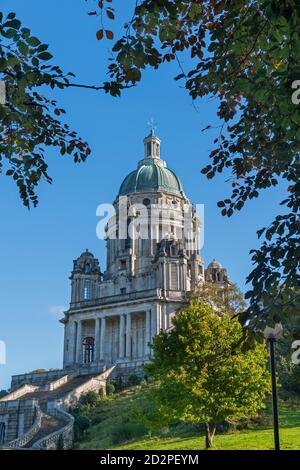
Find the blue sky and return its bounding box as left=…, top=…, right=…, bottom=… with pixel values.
left=0, top=0, right=286, bottom=389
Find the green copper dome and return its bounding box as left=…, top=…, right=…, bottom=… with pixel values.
left=118, top=157, right=185, bottom=197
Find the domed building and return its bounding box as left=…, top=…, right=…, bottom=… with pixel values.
left=0, top=131, right=229, bottom=449
left=61, top=131, right=228, bottom=379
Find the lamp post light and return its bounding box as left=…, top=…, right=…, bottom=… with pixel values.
left=263, top=323, right=283, bottom=451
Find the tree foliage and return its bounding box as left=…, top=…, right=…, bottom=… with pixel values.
left=144, top=299, right=271, bottom=448
left=0, top=11, right=91, bottom=207
left=88, top=0, right=300, bottom=323
left=1, top=2, right=299, bottom=322
left=191, top=281, right=246, bottom=317
left=0, top=389, right=8, bottom=399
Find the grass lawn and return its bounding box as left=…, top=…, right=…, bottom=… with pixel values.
left=113, top=426, right=300, bottom=450
left=112, top=402, right=300, bottom=450
left=79, top=387, right=300, bottom=451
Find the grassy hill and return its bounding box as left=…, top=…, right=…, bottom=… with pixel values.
left=77, top=386, right=300, bottom=451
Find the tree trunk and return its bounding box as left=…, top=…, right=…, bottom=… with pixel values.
left=205, top=423, right=216, bottom=449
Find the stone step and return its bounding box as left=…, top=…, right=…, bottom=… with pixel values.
left=21, top=374, right=96, bottom=403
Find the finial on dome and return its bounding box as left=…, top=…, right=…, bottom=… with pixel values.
left=147, top=117, right=157, bottom=136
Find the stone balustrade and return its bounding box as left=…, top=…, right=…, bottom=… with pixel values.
left=69, top=288, right=163, bottom=310
left=5, top=405, right=42, bottom=449
left=32, top=408, right=74, bottom=450
left=44, top=371, right=78, bottom=391
left=55, top=367, right=115, bottom=410
left=0, top=384, right=39, bottom=402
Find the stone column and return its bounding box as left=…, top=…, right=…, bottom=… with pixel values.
left=63, top=325, right=68, bottom=367
left=76, top=320, right=82, bottom=364
left=95, top=318, right=101, bottom=362
left=182, top=260, right=187, bottom=291
left=99, top=317, right=106, bottom=361
left=72, top=322, right=77, bottom=364
left=163, top=260, right=167, bottom=292
left=145, top=310, right=151, bottom=356
left=125, top=313, right=131, bottom=359
left=151, top=304, right=160, bottom=341
left=119, top=315, right=125, bottom=359
left=160, top=304, right=166, bottom=331
left=179, top=261, right=183, bottom=291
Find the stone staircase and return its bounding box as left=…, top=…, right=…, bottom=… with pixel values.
left=20, top=375, right=96, bottom=410
left=25, top=412, right=65, bottom=448
left=2, top=367, right=115, bottom=449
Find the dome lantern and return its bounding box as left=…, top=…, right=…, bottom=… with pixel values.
left=143, top=130, right=161, bottom=159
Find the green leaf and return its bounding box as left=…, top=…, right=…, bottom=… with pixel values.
left=1, top=28, right=18, bottom=38
left=27, top=36, right=41, bottom=47
left=37, top=51, right=53, bottom=61
left=4, top=19, right=21, bottom=29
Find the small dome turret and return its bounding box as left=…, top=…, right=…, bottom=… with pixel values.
left=206, top=259, right=228, bottom=284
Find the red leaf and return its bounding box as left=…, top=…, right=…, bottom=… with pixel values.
left=106, top=9, right=115, bottom=20
left=96, top=29, right=104, bottom=40
left=105, top=30, right=114, bottom=40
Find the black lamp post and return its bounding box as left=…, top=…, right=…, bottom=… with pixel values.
left=264, top=323, right=283, bottom=451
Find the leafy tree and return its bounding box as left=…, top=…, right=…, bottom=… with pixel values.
left=144, top=299, right=271, bottom=448
left=0, top=5, right=136, bottom=208
left=73, top=414, right=91, bottom=442
left=0, top=389, right=8, bottom=399
left=106, top=381, right=116, bottom=395
left=191, top=281, right=246, bottom=318
left=88, top=0, right=300, bottom=324
left=79, top=391, right=102, bottom=408
left=1, top=2, right=299, bottom=322
left=0, top=11, right=92, bottom=207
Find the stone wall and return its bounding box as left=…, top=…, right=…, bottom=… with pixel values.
left=0, top=399, right=37, bottom=444
left=111, top=361, right=148, bottom=387
left=11, top=370, right=68, bottom=391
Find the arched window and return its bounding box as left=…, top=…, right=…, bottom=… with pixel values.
left=146, top=142, right=151, bottom=156
left=85, top=263, right=91, bottom=273
left=155, top=143, right=159, bottom=157
left=83, top=280, right=91, bottom=300
left=170, top=213, right=175, bottom=235
left=0, top=422, right=6, bottom=445
left=83, top=337, right=95, bottom=364
left=170, top=263, right=178, bottom=290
